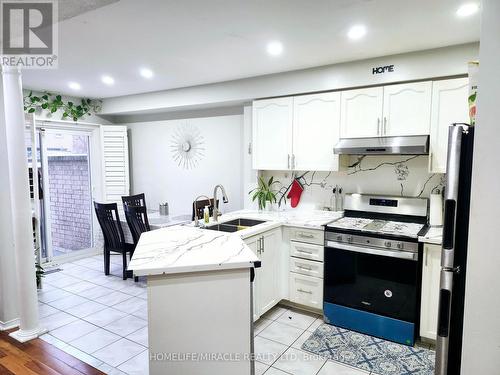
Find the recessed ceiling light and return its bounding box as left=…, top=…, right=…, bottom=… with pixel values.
left=68, top=81, right=81, bottom=90
left=266, top=41, right=283, bottom=56
left=140, top=68, right=154, bottom=79
left=456, top=3, right=479, bottom=17
left=101, top=75, right=115, bottom=85
left=347, top=24, right=367, bottom=40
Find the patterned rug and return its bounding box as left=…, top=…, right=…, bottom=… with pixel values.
left=301, top=324, right=435, bottom=375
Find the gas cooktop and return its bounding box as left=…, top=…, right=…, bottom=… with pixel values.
left=327, top=217, right=425, bottom=239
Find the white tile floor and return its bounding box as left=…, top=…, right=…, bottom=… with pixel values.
left=38, top=254, right=374, bottom=375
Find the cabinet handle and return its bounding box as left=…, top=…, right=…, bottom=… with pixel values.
left=297, top=265, right=313, bottom=271
left=297, top=288, right=313, bottom=294
left=292, top=154, right=296, bottom=169
left=383, top=117, right=387, bottom=135
left=377, top=118, right=381, bottom=135
left=298, top=233, right=314, bottom=238
left=429, top=152, right=433, bottom=170
left=287, top=154, right=290, bottom=169
left=297, top=249, right=313, bottom=255
left=261, top=236, right=264, bottom=253
left=425, top=249, right=428, bottom=266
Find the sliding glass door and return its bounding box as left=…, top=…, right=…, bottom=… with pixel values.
left=27, top=127, right=96, bottom=262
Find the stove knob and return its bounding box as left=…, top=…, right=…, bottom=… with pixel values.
left=396, top=242, right=404, bottom=250
left=384, top=241, right=392, bottom=248
left=336, top=235, right=343, bottom=241
left=347, top=236, right=353, bottom=243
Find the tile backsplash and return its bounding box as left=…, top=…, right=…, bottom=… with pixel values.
left=261, top=155, right=444, bottom=211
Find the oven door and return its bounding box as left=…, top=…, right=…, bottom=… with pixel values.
left=324, top=241, right=419, bottom=323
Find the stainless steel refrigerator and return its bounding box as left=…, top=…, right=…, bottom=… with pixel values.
left=435, top=124, right=475, bottom=375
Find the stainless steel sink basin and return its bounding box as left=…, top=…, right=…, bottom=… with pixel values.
left=203, top=224, right=240, bottom=233
left=222, top=218, right=266, bottom=227
left=203, top=218, right=266, bottom=233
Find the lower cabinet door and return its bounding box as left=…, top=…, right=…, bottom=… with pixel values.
left=420, top=244, right=442, bottom=340
left=289, top=272, right=323, bottom=310
left=256, top=230, right=280, bottom=317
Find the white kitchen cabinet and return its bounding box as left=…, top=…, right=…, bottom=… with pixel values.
left=429, top=78, right=469, bottom=173
left=289, top=272, right=323, bottom=310
left=252, top=97, right=293, bottom=170
left=420, top=243, right=442, bottom=341
left=292, top=92, right=341, bottom=171
left=245, top=228, right=282, bottom=320
left=382, top=81, right=432, bottom=136
left=340, top=87, right=384, bottom=138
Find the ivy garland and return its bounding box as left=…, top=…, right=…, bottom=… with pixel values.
left=23, top=91, right=102, bottom=122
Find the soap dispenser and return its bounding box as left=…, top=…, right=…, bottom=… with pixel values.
left=203, top=205, right=210, bottom=224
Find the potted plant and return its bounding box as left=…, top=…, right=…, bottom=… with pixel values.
left=249, top=176, right=279, bottom=211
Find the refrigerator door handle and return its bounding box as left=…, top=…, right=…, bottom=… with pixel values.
left=436, top=269, right=454, bottom=375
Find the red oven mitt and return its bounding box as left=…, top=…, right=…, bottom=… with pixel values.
left=287, top=178, right=304, bottom=208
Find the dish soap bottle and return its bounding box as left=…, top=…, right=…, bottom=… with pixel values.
left=203, top=205, right=210, bottom=224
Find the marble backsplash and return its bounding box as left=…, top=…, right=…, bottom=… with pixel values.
left=260, top=155, right=445, bottom=211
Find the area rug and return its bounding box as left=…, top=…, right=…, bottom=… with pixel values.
left=301, top=324, right=435, bottom=375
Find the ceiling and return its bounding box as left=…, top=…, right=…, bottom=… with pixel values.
left=21, top=0, right=480, bottom=99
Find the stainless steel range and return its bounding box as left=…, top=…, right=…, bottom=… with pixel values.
left=323, top=194, right=428, bottom=346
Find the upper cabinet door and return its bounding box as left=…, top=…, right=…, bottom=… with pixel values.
left=293, top=92, right=341, bottom=171
left=340, top=87, right=384, bottom=138
left=429, top=78, right=469, bottom=173
left=382, top=82, right=432, bottom=136
left=252, top=98, right=293, bottom=170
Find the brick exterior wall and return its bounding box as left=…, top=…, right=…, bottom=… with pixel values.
left=47, top=155, right=92, bottom=254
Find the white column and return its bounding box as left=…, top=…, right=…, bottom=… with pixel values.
left=1, top=66, right=46, bottom=342
left=0, top=71, right=19, bottom=332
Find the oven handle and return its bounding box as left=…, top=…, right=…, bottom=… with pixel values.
left=325, top=241, right=418, bottom=261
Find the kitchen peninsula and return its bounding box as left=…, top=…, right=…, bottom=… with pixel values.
left=128, top=225, right=260, bottom=375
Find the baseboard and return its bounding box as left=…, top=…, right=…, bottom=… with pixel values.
left=0, top=317, right=20, bottom=331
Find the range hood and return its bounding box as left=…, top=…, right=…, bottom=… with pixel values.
left=334, top=135, right=429, bottom=155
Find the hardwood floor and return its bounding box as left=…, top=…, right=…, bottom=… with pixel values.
left=0, top=329, right=105, bottom=375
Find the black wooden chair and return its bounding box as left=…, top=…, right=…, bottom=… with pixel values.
left=94, top=202, right=135, bottom=280
left=122, top=193, right=146, bottom=209
left=192, top=198, right=219, bottom=221
left=124, top=205, right=151, bottom=246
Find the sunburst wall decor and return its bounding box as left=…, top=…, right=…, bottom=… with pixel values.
left=170, top=123, right=205, bottom=169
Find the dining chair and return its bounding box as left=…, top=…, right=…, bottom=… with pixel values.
left=122, top=193, right=146, bottom=209
left=124, top=205, right=151, bottom=246
left=94, top=201, right=135, bottom=280
left=192, top=198, right=219, bottom=221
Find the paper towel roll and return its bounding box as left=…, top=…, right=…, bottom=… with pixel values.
left=430, top=192, right=443, bottom=227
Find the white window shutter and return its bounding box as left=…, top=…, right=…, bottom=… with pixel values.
left=100, top=126, right=129, bottom=215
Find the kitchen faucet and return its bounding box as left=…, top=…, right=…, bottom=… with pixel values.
left=192, top=195, right=211, bottom=227
left=212, top=184, right=228, bottom=222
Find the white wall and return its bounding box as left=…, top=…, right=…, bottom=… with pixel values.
left=127, top=115, right=243, bottom=217
left=260, top=156, right=439, bottom=210
left=461, top=0, right=500, bottom=372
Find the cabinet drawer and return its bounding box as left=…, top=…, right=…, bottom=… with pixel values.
left=289, top=257, right=323, bottom=278
left=290, top=241, right=324, bottom=262
left=289, top=273, right=323, bottom=310
left=289, top=228, right=323, bottom=245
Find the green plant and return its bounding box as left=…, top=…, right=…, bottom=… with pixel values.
left=249, top=176, right=279, bottom=210
left=23, top=91, right=102, bottom=122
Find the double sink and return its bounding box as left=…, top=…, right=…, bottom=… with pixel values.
left=203, top=218, right=266, bottom=233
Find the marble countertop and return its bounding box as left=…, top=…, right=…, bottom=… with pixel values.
left=128, top=208, right=343, bottom=276
left=418, top=226, right=443, bottom=245
left=128, top=225, right=260, bottom=276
